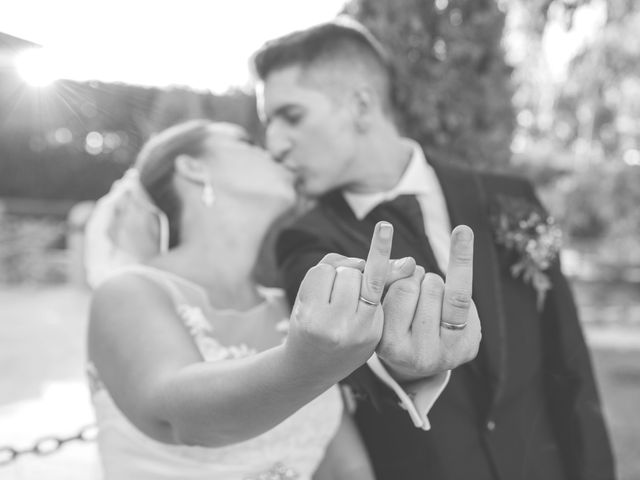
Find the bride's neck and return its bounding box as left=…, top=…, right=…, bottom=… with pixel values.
left=155, top=233, right=264, bottom=311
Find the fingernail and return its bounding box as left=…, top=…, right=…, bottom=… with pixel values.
left=456, top=227, right=473, bottom=243
left=379, top=222, right=393, bottom=239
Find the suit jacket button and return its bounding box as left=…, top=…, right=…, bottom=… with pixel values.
left=486, top=420, right=496, bottom=431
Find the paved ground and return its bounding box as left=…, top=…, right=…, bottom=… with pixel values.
left=1, top=285, right=639, bottom=480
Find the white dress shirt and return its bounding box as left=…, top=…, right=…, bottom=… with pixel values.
left=343, top=139, right=453, bottom=430
left=343, top=139, right=452, bottom=271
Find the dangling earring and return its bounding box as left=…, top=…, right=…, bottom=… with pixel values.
left=201, top=180, right=215, bottom=207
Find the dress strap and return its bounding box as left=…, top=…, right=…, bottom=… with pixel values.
left=116, top=266, right=223, bottom=355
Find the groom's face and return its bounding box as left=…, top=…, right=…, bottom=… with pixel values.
left=258, top=66, right=359, bottom=198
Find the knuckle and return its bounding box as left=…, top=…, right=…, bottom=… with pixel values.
left=306, top=264, right=335, bottom=284
left=305, top=321, right=342, bottom=347
left=374, top=239, right=391, bottom=255
left=422, top=276, right=445, bottom=299
left=395, top=279, right=420, bottom=297
left=320, top=253, right=342, bottom=264
left=365, top=276, right=386, bottom=293
left=414, top=265, right=426, bottom=278
left=446, top=290, right=472, bottom=310
left=337, top=265, right=361, bottom=279
left=325, top=330, right=344, bottom=348
left=313, top=263, right=335, bottom=275
left=423, top=272, right=445, bottom=288
left=452, top=249, right=474, bottom=265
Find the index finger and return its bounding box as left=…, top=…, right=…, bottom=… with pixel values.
left=442, top=225, right=474, bottom=327
left=360, top=221, right=394, bottom=308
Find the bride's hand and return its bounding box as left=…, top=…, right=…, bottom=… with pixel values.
left=285, top=222, right=407, bottom=380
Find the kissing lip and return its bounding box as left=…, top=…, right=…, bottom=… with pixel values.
left=282, top=164, right=300, bottom=181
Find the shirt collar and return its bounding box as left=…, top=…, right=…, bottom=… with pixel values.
left=343, top=139, right=433, bottom=220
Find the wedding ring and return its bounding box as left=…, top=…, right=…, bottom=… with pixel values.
left=440, top=321, right=468, bottom=331
left=358, top=296, right=379, bottom=307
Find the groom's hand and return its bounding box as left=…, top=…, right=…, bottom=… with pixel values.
left=377, top=225, right=481, bottom=382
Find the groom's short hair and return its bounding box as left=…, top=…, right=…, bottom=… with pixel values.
left=252, top=17, right=395, bottom=116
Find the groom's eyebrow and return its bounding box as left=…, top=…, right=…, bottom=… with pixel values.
left=268, top=104, right=301, bottom=124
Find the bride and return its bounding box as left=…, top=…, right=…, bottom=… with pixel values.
left=85, top=120, right=413, bottom=479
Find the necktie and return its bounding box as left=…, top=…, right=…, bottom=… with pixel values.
left=369, top=194, right=443, bottom=277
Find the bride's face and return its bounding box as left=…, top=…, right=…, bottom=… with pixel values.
left=200, top=126, right=296, bottom=212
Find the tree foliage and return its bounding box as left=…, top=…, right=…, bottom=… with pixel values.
left=344, top=0, right=516, bottom=169
left=510, top=0, right=640, bottom=263
left=552, top=0, right=640, bottom=161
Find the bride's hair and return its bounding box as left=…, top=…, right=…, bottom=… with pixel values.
left=135, top=120, right=213, bottom=247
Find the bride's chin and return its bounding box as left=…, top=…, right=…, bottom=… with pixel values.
left=271, top=193, right=296, bottom=215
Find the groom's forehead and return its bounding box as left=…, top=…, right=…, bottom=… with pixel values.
left=259, top=66, right=341, bottom=109
left=256, top=67, right=310, bottom=118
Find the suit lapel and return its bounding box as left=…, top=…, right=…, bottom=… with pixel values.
left=430, top=160, right=508, bottom=404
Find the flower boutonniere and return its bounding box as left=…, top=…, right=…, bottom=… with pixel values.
left=490, top=194, right=563, bottom=311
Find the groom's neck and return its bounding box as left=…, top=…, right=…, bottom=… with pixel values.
left=344, top=130, right=411, bottom=194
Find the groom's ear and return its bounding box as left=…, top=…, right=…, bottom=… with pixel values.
left=350, top=85, right=377, bottom=133
left=174, top=154, right=208, bottom=184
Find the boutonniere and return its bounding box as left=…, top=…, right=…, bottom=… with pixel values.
left=490, top=194, right=563, bottom=311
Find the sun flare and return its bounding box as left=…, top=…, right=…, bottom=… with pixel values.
left=15, top=48, right=60, bottom=87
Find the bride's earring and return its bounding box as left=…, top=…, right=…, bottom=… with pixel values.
left=201, top=180, right=215, bottom=207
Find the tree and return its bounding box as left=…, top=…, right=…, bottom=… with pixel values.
left=552, top=0, right=640, bottom=162
left=344, top=0, right=516, bottom=169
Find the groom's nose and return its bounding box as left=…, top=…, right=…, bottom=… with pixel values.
left=265, top=124, right=292, bottom=164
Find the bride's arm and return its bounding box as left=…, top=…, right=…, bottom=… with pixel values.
left=313, top=410, right=375, bottom=480
left=88, top=222, right=396, bottom=448
left=88, top=273, right=348, bottom=447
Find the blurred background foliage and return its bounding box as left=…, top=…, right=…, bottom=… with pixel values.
left=1, top=0, right=639, bottom=282
left=345, top=0, right=516, bottom=169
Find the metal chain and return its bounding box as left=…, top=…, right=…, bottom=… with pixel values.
left=0, top=424, right=97, bottom=467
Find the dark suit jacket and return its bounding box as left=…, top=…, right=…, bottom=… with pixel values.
left=276, top=159, right=615, bottom=480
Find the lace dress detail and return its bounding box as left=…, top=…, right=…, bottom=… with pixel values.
left=89, top=266, right=342, bottom=480
left=177, top=304, right=258, bottom=361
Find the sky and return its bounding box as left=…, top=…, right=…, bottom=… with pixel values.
left=1, top=0, right=604, bottom=92
left=1, top=0, right=346, bottom=92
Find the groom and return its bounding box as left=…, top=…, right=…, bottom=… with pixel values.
left=252, top=18, right=615, bottom=480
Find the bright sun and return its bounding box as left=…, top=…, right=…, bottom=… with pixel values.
left=15, top=48, right=60, bottom=87
left=3, top=0, right=348, bottom=93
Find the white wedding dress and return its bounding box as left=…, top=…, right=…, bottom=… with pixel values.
left=88, top=265, right=343, bottom=480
